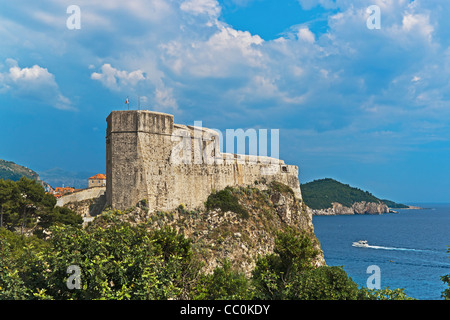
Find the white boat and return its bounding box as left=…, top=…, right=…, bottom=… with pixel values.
left=352, top=240, right=369, bottom=248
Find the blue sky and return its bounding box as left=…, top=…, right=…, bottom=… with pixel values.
left=1, top=0, right=450, bottom=203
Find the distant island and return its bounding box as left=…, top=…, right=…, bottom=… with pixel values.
left=301, top=178, right=411, bottom=215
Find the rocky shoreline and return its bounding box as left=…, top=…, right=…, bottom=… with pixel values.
left=312, top=201, right=389, bottom=216
left=401, top=205, right=424, bottom=210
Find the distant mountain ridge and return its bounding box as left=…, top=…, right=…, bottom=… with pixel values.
left=0, top=158, right=92, bottom=190
left=301, top=178, right=408, bottom=213
left=37, top=167, right=93, bottom=189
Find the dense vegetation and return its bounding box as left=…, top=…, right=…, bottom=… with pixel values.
left=380, top=199, right=409, bottom=209
left=0, top=179, right=448, bottom=300
left=0, top=221, right=421, bottom=300
left=301, top=178, right=407, bottom=209
left=0, top=177, right=82, bottom=237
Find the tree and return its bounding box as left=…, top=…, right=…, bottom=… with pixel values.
left=149, top=226, right=203, bottom=299
left=287, top=266, right=359, bottom=300
left=0, top=179, right=22, bottom=230
left=191, top=259, right=252, bottom=300
left=35, top=206, right=83, bottom=237
left=252, top=227, right=321, bottom=299
left=0, top=177, right=81, bottom=236
left=0, top=237, right=29, bottom=299
left=0, top=229, right=49, bottom=299
left=17, top=177, right=49, bottom=235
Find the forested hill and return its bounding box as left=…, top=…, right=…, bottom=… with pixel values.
left=0, top=159, right=40, bottom=181
left=301, top=178, right=408, bottom=210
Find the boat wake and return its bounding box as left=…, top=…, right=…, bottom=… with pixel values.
left=352, top=242, right=427, bottom=252
left=365, top=245, right=423, bottom=252
left=351, top=240, right=438, bottom=253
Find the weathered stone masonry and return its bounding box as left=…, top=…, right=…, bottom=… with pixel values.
left=106, top=110, right=302, bottom=212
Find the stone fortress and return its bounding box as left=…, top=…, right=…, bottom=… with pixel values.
left=106, top=110, right=303, bottom=212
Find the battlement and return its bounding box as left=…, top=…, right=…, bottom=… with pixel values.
left=106, top=110, right=174, bottom=135
left=106, top=110, right=302, bottom=212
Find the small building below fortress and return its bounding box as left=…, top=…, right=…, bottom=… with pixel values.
left=106, top=110, right=302, bottom=212
left=88, top=173, right=106, bottom=188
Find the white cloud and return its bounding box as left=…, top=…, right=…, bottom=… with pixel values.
left=102, top=1, right=449, bottom=126
left=161, top=25, right=264, bottom=78
left=9, top=64, right=55, bottom=83
left=90, top=64, right=146, bottom=91
left=2, top=0, right=449, bottom=133
left=155, top=87, right=178, bottom=111
left=180, top=0, right=221, bottom=17
left=0, top=59, right=73, bottom=110
left=90, top=63, right=179, bottom=111
left=402, top=13, right=434, bottom=40
left=32, top=10, right=64, bottom=27
left=297, top=27, right=315, bottom=43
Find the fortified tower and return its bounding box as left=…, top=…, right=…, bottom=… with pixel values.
left=106, top=110, right=302, bottom=212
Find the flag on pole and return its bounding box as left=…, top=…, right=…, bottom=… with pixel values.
left=125, top=97, right=129, bottom=104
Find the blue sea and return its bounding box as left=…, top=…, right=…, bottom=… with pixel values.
left=312, top=204, right=450, bottom=300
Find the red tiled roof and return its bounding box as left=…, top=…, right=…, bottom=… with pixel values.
left=55, top=187, right=75, bottom=193
left=53, top=187, right=75, bottom=197
left=89, top=174, right=106, bottom=180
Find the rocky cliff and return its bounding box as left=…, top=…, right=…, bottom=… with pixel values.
left=88, top=181, right=325, bottom=275
left=312, top=201, right=389, bottom=215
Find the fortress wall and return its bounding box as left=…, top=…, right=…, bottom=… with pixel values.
left=167, top=162, right=301, bottom=211
left=106, top=110, right=302, bottom=212
left=56, top=186, right=106, bottom=207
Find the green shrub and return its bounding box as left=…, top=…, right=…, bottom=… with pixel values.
left=205, top=187, right=249, bottom=219
left=288, top=266, right=359, bottom=300
left=0, top=237, right=30, bottom=299
left=268, top=181, right=295, bottom=197
left=252, top=227, right=321, bottom=299
left=191, top=259, right=253, bottom=300
left=358, top=287, right=415, bottom=300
